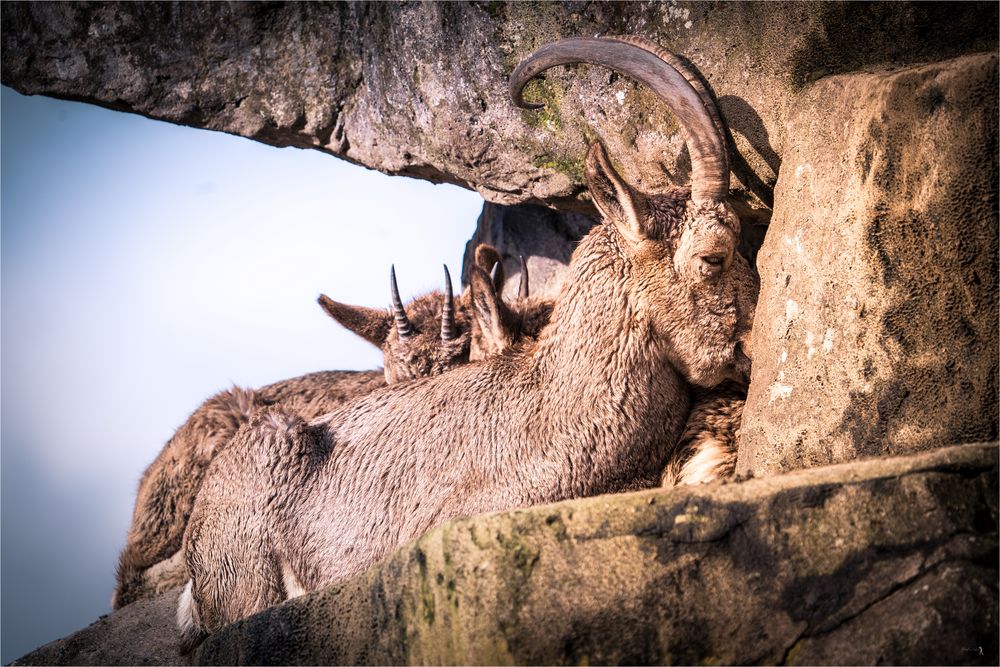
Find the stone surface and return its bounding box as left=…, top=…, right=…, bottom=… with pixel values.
left=461, top=202, right=597, bottom=299
left=15, top=443, right=997, bottom=665
left=2, top=2, right=996, bottom=210
left=193, top=443, right=998, bottom=665
left=738, top=53, right=999, bottom=476
left=13, top=587, right=184, bottom=666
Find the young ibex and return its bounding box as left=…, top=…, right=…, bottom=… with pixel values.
left=470, top=245, right=555, bottom=361
left=114, top=262, right=484, bottom=609
left=178, top=35, right=757, bottom=646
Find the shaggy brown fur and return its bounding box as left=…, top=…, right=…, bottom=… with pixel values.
left=114, top=281, right=466, bottom=608
left=472, top=279, right=744, bottom=488
left=114, top=251, right=546, bottom=609
left=179, top=137, right=756, bottom=644
left=113, top=370, right=387, bottom=608
left=661, top=382, right=746, bottom=486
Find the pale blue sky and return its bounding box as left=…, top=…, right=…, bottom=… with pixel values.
left=0, top=86, right=483, bottom=662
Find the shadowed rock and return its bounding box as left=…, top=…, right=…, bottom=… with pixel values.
left=460, top=202, right=597, bottom=299
left=739, top=53, right=999, bottom=476
left=17, top=444, right=995, bottom=665
left=12, top=587, right=185, bottom=666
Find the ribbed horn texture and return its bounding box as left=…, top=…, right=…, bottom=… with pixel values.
left=441, top=264, right=456, bottom=341
left=389, top=265, right=413, bottom=338
left=510, top=35, right=729, bottom=203
left=518, top=256, right=529, bottom=299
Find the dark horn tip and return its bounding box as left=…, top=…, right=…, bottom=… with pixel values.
left=390, top=264, right=414, bottom=338
left=509, top=69, right=547, bottom=110
left=518, top=255, right=529, bottom=299
left=441, top=264, right=456, bottom=341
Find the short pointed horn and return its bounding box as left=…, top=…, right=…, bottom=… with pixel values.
left=490, top=262, right=500, bottom=285
left=518, top=256, right=529, bottom=299
left=510, top=36, right=728, bottom=203
left=389, top=265, right=413, bottom=338
left=441, top=264, right=456, bottom=341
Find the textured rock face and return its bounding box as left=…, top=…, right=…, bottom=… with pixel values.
left=738, top=53, right=999, bottom=476
left=2, top=2, right=996, bottom=210
left=193, top=443, right=996, bottom=665
left=12, top=587, right=184, bottom=666
left=15, top=444, right=997, bottom=666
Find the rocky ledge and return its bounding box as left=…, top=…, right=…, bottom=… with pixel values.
left=15, top=442, right=998, bottom=666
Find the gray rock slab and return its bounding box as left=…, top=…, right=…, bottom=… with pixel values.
left=460, top=202, right=596, bottom=299
left=12, top=587, right=184, bottom=666
left=14, top=443, right=997, bottom=665
left=739, top=53, right=999, bottom=476
left=2, top=3, right=996, bottom=209
left=193, top=442, right=996, bottom=666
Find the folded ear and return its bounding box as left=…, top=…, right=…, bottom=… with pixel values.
left=475, top=243, right=505, bottom=293
left=317, top=294, right=391, bottom=348
left=468, top=265, right=516, bottom=361
left=584, top=142, right=647, bottom=242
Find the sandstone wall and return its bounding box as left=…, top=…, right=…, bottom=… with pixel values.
left=3, top=2, right=995, bottom=211
left=739, top=53, right=999, bottom=475
left=15, top=444, right=996, bottom=666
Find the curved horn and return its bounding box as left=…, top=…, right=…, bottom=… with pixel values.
left=510, top=35, right=728, bottom=203
left=441, top=264, right=456, bottom=341
left=389, top=265, right=413, bottom=338
left=518, top=256, right=529, bottom=299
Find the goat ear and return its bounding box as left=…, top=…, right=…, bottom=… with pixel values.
left=468, top=265, right=515, bottom=360
left=318, top=295, right=392, bottom=347
left=584, top=143, right=647, bottom=242
left=475, top=244, right=505, bottom=293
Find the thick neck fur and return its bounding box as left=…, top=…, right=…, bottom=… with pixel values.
left=184, top=222, right=695, bottom=630
left=317, top=223, right=687, bottom=534
left=525, top=223, right=688, bottom=488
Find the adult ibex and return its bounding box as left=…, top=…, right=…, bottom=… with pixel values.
left=114, top=254, right=528, bottom=609
left=178, top=36, right=757, bottom=646
left=475, top=246, right=746, bottom=488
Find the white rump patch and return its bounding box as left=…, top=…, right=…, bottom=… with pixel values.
left=678, top=438, right=735, bottom=486
left=176, top=580, right=200, bottom=636
left=281, top=560, right=307, bottom=600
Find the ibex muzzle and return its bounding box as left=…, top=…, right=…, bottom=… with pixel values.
left=179, top=36, right=758, bottom=647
